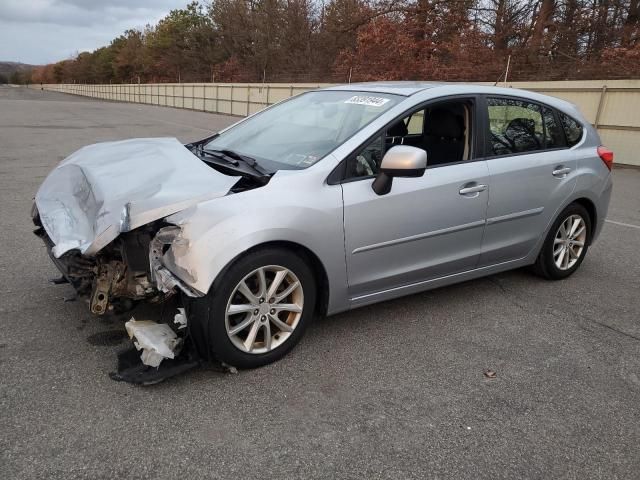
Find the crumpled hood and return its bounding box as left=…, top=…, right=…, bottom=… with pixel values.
left=35, top=137, right=240, bottom=257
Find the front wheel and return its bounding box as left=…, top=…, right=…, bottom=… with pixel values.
left=187, top=248, right=316, bottom=369
left=533, top=203, right=592, bottom=280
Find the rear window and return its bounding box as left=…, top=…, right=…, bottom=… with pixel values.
left=559, top=113, right=584, bottom=147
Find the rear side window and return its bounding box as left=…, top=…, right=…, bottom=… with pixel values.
left=486, top=98, right=544, bottom=155
left=559, top=113, right=584, bottom=147
left=542, top=107, right=565, bottom=149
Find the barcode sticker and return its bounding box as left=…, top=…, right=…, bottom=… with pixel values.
left=344, top=95, right=390, bottom=107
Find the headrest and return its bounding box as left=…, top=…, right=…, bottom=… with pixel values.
left=425, top=108, right=463, bottom=138
left=387, top=120, right=408, bottom=137
left=505, top=118, right=536, bottom=137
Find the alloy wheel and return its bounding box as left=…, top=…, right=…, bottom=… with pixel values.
left=553, top=214, right=587, bottom=270
left=225, top=265, right=304, bottom=354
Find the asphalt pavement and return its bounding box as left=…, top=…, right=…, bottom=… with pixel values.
left=1, top=85, right=639, bottom=479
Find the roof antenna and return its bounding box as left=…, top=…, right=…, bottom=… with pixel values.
left=494, top=55, right=511, bottom=86
left=504, top=55, right=511, bottom=86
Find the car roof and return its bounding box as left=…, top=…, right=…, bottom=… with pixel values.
left=323, top=81, right=446, bottom=96
left=324, top=81, right=556, bottom=99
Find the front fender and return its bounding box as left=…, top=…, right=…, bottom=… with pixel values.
left=161, top=174, right=348, bottom=314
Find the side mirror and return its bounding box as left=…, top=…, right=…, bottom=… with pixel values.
left=372, top=145, right=427, bottom=196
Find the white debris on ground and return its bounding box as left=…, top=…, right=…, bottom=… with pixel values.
left=173, top=308, right=187, bottom=330
left=125, top=318, right=182, bottom=368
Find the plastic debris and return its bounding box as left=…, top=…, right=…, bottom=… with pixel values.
left=174, top=307, right=187, bottom=330
left=110, top=344, right=200, bottom=385
left=125, top=318, right=181, bottom=368
left=483, top=369, right=497, bottom=379
left=221, top=362, right=238, bottom=374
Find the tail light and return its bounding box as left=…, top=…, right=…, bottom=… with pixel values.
left=597, top=146, right=614, bottom=171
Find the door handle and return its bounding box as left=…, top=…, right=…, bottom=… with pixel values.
left=459, top=183, right=488, bottom=196
left=552, top=166, right=572, bottom=178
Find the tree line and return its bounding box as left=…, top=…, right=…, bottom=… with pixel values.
left=25, top=0, right=640, bottom=85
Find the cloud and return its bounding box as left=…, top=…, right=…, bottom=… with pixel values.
left=0, top=0, right=190, bottom=64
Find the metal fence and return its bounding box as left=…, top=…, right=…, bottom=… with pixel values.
left=31, top=80, right=640, bottom=166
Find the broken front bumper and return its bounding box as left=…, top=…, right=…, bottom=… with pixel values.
left=34, top=205, right=203, bottom=314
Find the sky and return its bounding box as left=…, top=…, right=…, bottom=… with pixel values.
left=0, top=0, right=190, bottom=65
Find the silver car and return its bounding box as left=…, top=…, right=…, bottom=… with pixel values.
left=33, top=82, right=613, bottom=369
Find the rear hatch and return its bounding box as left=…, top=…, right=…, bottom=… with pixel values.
left=35, top=137, right=240, bottom=257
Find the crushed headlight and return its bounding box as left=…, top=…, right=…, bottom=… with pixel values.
left=149, top=226, right=204, bottom=297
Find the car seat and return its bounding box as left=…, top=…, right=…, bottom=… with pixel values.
left=423, top=108, right=465, bottom=166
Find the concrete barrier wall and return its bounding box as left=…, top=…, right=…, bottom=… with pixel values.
left=32, top=83, right=331, bottom=116
left=32, top=80, right=640, bottom=166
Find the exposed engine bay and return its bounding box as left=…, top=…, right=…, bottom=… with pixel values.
left=34, top=219, right=167, bottom=315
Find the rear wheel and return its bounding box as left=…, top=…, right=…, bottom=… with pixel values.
left=533, top=203, right=591, bottom=280
left=188, top=248, right=316, bottom=369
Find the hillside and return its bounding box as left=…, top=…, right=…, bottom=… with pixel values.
left=0, top=62, right=37, bottom=82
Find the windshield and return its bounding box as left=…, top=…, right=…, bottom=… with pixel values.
left=204, top=90, right=403, bottom=171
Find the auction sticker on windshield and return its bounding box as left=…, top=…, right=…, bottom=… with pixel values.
left=344, top=95, right=390, bottom=107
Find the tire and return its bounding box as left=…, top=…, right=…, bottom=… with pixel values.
left=186, top=248, right=316, bottom=369
left=533, top=203, right=592, bottom=280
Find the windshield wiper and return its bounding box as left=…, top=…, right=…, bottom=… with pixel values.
left=200, top=149, right=240, bottom=167
left=204, top=148, right=269, bottom=176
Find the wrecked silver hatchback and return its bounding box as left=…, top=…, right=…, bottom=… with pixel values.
left=34, top=85, right=606, bottom=379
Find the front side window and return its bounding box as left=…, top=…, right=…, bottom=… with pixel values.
left=559, top=112, right=584, bottom=147
left=487, top=98, right=544, bottom=155
left=346, top=100, right=472, bottom=179
left=204, top=90, right=402, bottom=172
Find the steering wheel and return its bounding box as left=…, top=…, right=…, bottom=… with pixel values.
left=355, top=154, right=376, bottom=176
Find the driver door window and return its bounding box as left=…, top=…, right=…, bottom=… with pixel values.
left=345, top=99, right=472, bottom=180
left=346, top=113, right=419, bottom=179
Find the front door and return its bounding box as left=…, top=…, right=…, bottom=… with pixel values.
left=340, top=99, right=489, bottom=304
left=342, top=161, right=490, bottom=303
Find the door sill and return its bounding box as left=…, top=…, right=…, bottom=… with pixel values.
left=349, top=257, right=531, bottom=308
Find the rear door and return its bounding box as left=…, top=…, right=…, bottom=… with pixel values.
left=478, top=96, right=577, bottom=266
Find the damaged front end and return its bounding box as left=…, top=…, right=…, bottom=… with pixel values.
left=32, top=209, right=208, bottom=383
left=31, top=137, right=267, bottom=382
left=32, top=214, right=199, bottom=315
left=31, top=137, right=240, bottom=314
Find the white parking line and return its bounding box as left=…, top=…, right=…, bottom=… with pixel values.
left=605, top=219, right=640, bottom=230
